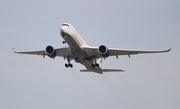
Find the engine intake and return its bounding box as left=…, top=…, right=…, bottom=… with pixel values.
left=45, top=45, right=56, bottom=58
left=98, top=45, right=110, bottom=58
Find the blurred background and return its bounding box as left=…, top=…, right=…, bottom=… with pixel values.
left=0, top=0, right=179, bottom=109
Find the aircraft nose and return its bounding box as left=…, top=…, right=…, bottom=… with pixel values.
left=60, top=24, right=68, bottom=32
left=60, top=25, right=66, bottom=35
left=60, top=23, right=71, bottom=37
left=60, top=28, right=65, bottom=37
left=60, top=25, right=64, bottom=32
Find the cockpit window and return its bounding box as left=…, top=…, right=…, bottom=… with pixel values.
left=62, top=24, right=70, bottom=27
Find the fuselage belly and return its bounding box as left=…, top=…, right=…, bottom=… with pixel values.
left=60, top=23, right=102, bottom=73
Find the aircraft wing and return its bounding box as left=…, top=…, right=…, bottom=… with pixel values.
left=83, top=47, right=171, bottom=58
left=12, top=47, right=72, bottom=57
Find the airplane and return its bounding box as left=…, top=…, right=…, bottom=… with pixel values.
left=13, top=23, right=171, bottom=74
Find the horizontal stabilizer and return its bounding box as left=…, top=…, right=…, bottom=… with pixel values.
left=80, top=69, right=93, bottom=72
left=102, top=69, right=124, bottom=72
left=80, top=69, right=124, bottom=73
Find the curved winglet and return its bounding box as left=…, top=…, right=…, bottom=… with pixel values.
left=167, top=47, right=172, bottom=52
left=162, top=47, right=172, bottom=52
left=12, top=48, right=15, bottom=53
left=12, top=48, right=19, bottom=53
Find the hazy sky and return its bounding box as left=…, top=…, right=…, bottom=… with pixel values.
left=0, top=0, right=180, bottom=109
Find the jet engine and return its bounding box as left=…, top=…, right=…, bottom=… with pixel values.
left=45, top=45, right=56, bottom=58
left=98, top=45, right=110, bottom=58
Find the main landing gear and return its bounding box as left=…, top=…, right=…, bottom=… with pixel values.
left=92, top=63, right=99, bottom=68
left=65, top=56, right=73, bottom=68
left=91, top=58, right=100, bottom=68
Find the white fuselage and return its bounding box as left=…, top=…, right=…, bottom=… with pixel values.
left=60, top=23, right=102, bottom=73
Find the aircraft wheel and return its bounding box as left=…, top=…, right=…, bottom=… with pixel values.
left=65, top=63, right=69, bottom=68
left=69, top=64, right=73, bottom=68
left=62, top=41, right=66, bottom=44
left=92, top=63, right=95, bottom=68
left=95, top=63, right=99, bottom=68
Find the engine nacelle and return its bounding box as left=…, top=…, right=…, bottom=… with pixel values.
left=45, top=45, right=56, bottom=58
left=98, top=45, right=110, bottom=58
